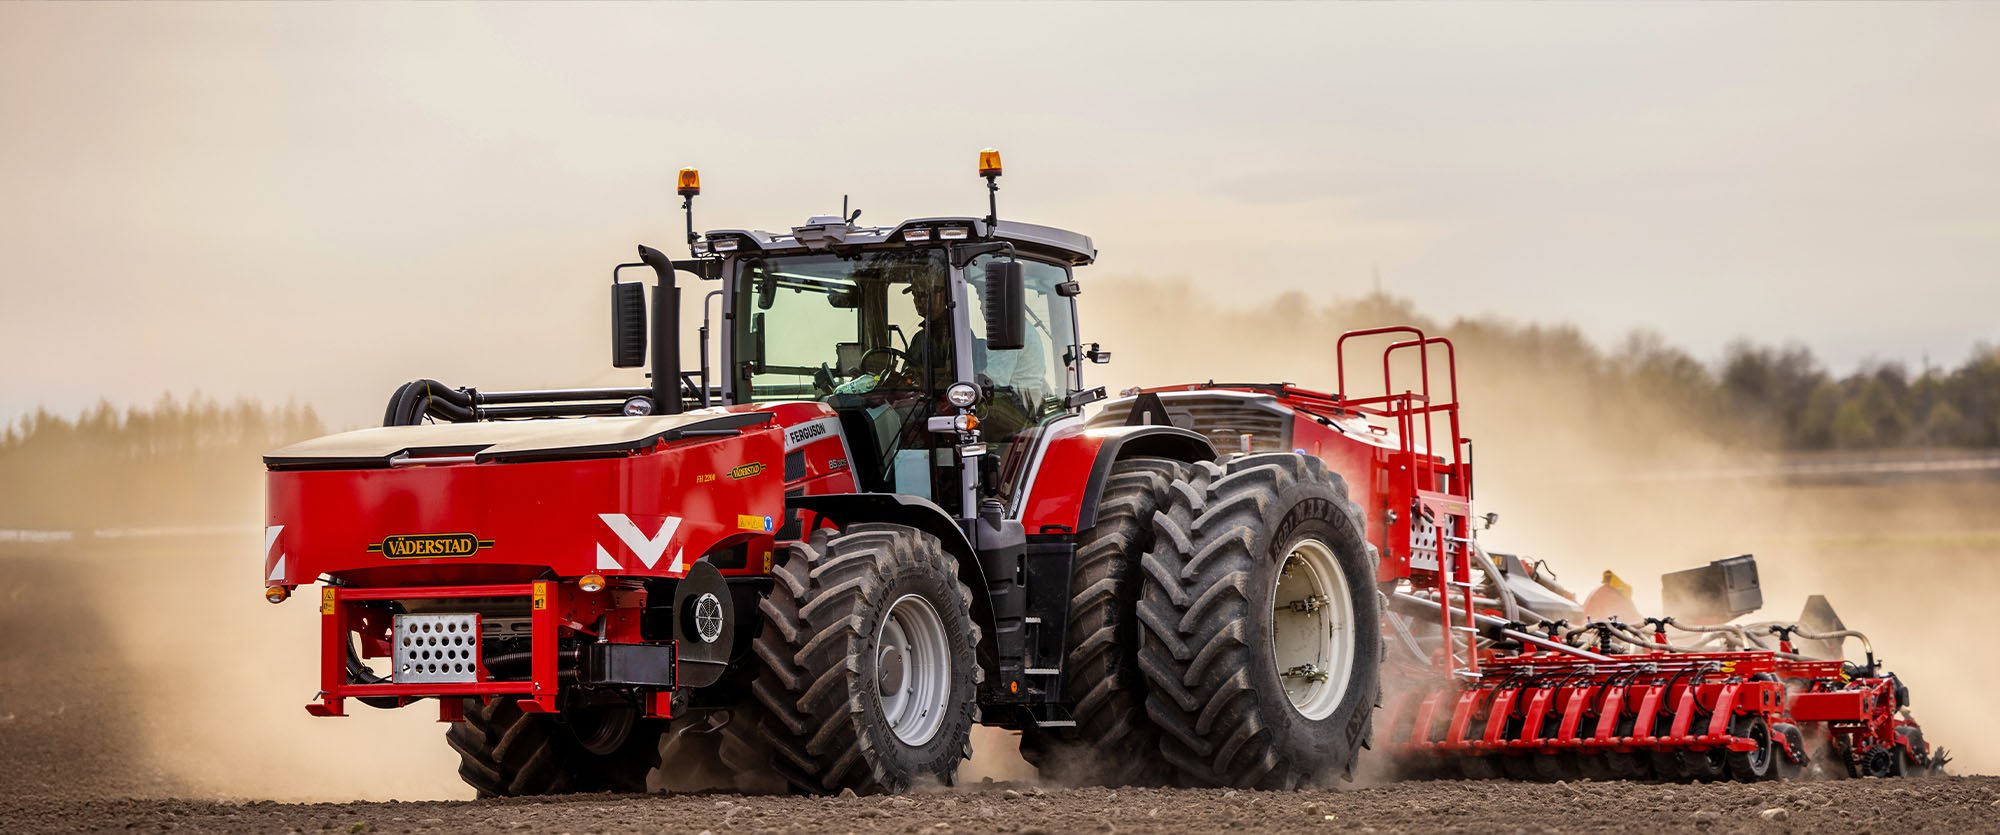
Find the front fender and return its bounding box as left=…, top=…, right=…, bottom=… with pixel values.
left=786, top=493, right=997, bottom=687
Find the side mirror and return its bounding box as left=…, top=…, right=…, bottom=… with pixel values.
left=611, top=281, right=647, bottom=368
left=982, top=260, right=1026, bottom=351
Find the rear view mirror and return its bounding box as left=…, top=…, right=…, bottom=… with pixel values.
left=757, top=271, right=778, bottom=310
left=983, top=260, right=1026, bottom=351
left=612, top=281, right=647, bottom=368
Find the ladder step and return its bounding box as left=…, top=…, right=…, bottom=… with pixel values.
left=1023, top=616, right=1043, bottom=625
left=1024, top=668, right=1061, bottom=676
left=1034, top=719, right=1077, bottom=728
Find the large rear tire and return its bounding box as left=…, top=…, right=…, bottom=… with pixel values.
left=1136, top=454, right=1382, bottom=788
left=1019, top=456, right=1189, bottom=787
left=746, top=523, right=980, bottom=794
left=446, top=699, right=665, bottom=797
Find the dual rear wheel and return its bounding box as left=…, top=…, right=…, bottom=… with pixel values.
left=1133, top=454, right=1381, bottom=788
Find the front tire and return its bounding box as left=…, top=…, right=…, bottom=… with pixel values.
left=1136, top=454, right=1382, bottom=788
left=747, top=523, right=980, bottom=794
left=445, top=699, right=664, bottom=797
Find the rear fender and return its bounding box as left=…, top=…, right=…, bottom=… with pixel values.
left=1019, top=425, right=1215, bottom=535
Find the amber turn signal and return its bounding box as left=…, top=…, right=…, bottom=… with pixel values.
left=264, top=585, right=290, bottom=604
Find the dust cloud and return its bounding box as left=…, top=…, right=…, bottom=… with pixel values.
left=0, top=504, right=467, bottom=801
left=1084, top=277, right=1993, bottom=775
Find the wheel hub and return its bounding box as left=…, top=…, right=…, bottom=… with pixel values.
left=874, top=593, right=951, bottom=746
left=1270, top=538, right=1356, bottom=720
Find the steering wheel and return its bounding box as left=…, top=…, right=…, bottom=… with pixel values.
left=826, top=347, right=912, bottom=398
left=857, top=346, right=909, bottom=379
left=812, top=363, right=839, bottom=397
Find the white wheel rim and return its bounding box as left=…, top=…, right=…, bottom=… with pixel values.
left=1270, top=537, right=1357, bottom=720
left=875, top=593, right=951, bottom=746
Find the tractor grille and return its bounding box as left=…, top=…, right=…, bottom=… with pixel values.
left=1092, top=392, right=1294, bottom=455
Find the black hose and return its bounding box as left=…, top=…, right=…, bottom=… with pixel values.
left=382, top=379, right=477, bottom=426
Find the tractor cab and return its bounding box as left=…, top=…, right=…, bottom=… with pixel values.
left=601, top=153, right=1110, bottom=525
left=699, top=215, right=1095, bottom=517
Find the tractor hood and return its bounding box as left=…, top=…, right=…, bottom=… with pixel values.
left=264, top=409, right=774, bottom=470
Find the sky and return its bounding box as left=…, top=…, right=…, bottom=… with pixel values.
left=2, top=3, right=1997, bottom=428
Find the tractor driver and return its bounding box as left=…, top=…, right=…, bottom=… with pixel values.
left=899, top=274, right=955, bottom=385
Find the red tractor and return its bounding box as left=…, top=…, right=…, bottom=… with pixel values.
left=264, top=152, right=1939, bottom=795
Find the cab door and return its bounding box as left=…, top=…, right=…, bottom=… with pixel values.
left=962, top=255, right=1081, bottom=508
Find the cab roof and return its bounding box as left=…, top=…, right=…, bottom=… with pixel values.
left=702, top=217, right=1096, bottom=267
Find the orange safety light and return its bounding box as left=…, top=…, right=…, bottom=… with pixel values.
left=677, top=167, right=702, bottom=197
left=978, top=149, right=1002, bottom=178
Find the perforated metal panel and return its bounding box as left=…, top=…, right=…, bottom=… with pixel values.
left=393, top=614, right=480, bottom=684
left=1409, top=515, right=1440, bottom=572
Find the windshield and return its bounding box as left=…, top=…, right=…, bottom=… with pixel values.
left=734, top=249, right=953, bottom=402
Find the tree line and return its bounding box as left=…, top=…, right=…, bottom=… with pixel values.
left=0, top=395, right=323, bottom=529
left=1344, top=293, right=2000, bottom=452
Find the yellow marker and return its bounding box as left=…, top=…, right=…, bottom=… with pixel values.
left=532, top=581, right=548, bottom=611
left=738, top=514, right=772, bottom=532
left=319, top=586, right=337, bottom=615
left=761, top=550, right=773, bottom=572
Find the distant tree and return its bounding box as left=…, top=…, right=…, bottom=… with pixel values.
left=1919, top=400, right=1971, bottom=448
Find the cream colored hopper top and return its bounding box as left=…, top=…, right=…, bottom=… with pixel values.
left=264, top=409, right=768, bottom=469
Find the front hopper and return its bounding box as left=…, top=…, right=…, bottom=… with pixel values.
left=265, top=408, right=788, bottom=720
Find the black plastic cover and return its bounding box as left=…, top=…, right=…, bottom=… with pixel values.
left=581, top=642, right=677, bottom=688
left=1661, top=554, right=1762, bottom=624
